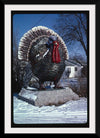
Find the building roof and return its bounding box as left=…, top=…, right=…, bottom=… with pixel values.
left=65, top=59, right=82, bottom=67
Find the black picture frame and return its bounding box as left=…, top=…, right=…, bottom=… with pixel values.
left=2, top=0, right=99, bottom=136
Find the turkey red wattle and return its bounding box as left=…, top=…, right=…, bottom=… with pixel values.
left=52, top=41, right=61, bottom=63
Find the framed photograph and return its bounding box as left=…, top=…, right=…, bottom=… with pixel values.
left=4, top=2, right=97, bottom=135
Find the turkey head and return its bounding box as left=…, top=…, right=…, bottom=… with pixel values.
left=46, top=35, right=61, bottom=63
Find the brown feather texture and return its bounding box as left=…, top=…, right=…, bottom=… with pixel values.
left=18, top=26, right=69, bottom=61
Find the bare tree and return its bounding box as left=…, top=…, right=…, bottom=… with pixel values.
left=54, top=13, right=88, bottom=56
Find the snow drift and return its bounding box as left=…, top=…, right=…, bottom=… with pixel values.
left=13, top=96, right=87, bottom=124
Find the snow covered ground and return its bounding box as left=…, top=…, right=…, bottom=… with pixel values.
left=13, top=96, right=87, bottom=124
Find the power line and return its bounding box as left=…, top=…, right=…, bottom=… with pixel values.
left=32, top=14, right=48, bottom=27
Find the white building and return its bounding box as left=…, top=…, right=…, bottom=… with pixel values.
left=64, top=60, right=83, bottom=78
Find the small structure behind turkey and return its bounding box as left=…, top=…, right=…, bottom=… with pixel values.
left=65, top=60, right=83, bottom=78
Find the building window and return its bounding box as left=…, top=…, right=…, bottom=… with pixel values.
left=75, top=67, right=77, bottom=71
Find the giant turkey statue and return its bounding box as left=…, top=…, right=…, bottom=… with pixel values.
left=18, top=26, right=69, bottom=89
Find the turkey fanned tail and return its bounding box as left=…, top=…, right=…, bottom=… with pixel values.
left=18, top=26, right=69, bottom=61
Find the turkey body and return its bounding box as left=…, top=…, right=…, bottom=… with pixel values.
left=29, top=40, right=65, bottom=87
left=18, top=26, right=68, bottom=89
